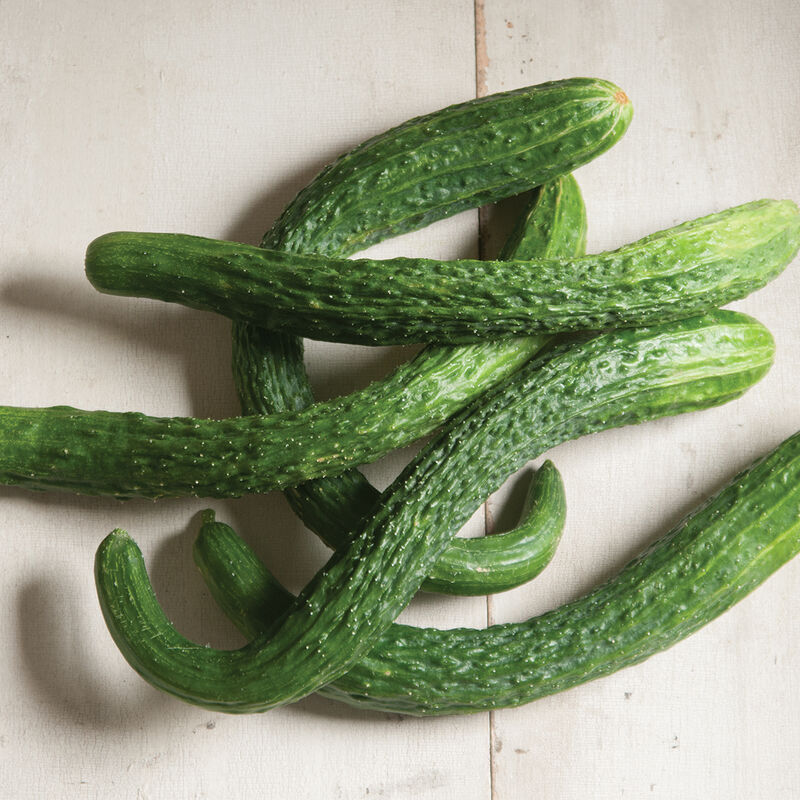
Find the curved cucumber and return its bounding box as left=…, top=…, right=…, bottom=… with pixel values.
left=334, top=428, right=800, bottom=714
left=293, top=449, right=567, bottom=598
left=420, top=457, right=566, bottom=594
left=197, top=429, right=800, bottom=715
left=95, top=310, right=774, bottom=713
left=85, top=199, right=800, bottom=345
left=194, top=461, right=564, bottom=637
left=245, top=175, right=587, bottom=596
left=0, top=180, right=584, bottom=507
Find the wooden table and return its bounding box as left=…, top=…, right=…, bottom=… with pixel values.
left=2, top=2, right=799, bottom=797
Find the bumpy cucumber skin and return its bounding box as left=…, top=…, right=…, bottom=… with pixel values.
left=263, top=77, right=630, bottom=256
left=193, top=510, right=297, bottom=642
left=236, top=76, right=616, bottom=427
left=239, top=174, right=586, bottom=595
left=85, top=199, right=800, bottom=345
left=498, top=172, right=588, bottom=261
left=0, top=337, right=540, bottom=499
left=420, top=460, right=566, bottom=595
left=95, top=311, right=775, bottom=713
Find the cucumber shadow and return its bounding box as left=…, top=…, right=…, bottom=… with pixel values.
left=16, top=572, right=166, bottom=731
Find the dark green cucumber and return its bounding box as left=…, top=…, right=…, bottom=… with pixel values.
left=262, top=77, right=631, bottom=256
left=94, top=310, right=774, bottom=713
left=193, top=509, right=297, bottom=641
left=85, top=199, right=800, bottom=345
left=196, top=429, right=800, bottom=716
left=0, top=334, right=543, bottom=499
left=399, top=459, right=566, bottom=596
left=291, top=452, right=566, bottom=598
left=194, top=461, right=564, bottom=635
left=244, top=175, right=587, bottom=595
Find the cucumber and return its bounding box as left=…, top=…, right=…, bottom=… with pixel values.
left=194, top=461, right=564, bottom=635
left=404, top=459, right=567, bottom=596
left=196, top=428, right=800, bottom=715
left=84, top=198, right=800, bottom=345
left=334, top=427, right=800, bottom=714
left=0, top=184, right=586, bottom=505
left=94, top=310, right=774, bottom=713
left=0, top=334, right=543, bottom=499
left=292, top=449, right=567, bottom=598
left=195, top=433, right=800, bottom=715
left=244, top=175, right=587, bottom=596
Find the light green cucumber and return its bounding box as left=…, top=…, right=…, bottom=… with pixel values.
left=85, top=199, right=800, bottom=345
left=263, top=77, right=630, bottom=255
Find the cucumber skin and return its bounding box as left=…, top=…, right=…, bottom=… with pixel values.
left=497, top=171, right=588, bottom=261
left=237, top=76, right=615, bottom=422
left=239, top=175, right=587, bottom=595
left=403, top=460, right=567, bottom=596
left=94, top=311, right=775, bottom=713
left=85, top=199, right=800, bottom=345
left=263, top=77, right=631, bottom=256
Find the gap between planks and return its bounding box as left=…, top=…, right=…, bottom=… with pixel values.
left=474, top=1, right=499, bottom=799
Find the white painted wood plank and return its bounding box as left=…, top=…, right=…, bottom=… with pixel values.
left=0, top=2, right=492, bottom=798
left=481, top=1, right=800, bottom=797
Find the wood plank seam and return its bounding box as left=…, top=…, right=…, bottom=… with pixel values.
left=474, top=0, right=499, bottom=797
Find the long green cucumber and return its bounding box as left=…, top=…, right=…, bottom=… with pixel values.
left=86, top=199, right=800, bottom=346
left=194, top=461, right=564, bottom=636
left=0, top=180, right=585, bottom=505
left=0, top=334, right=543, bottom=499
left=196, top=429, right=800, bottom=716
left=243, top=175, right=587, bottom=595
left=94, top=310, right=774, bottom=712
